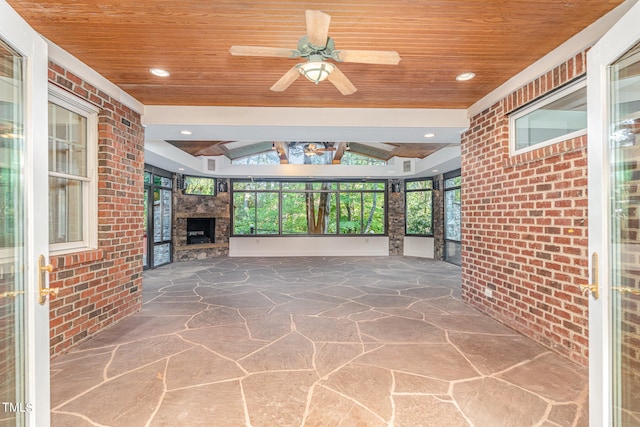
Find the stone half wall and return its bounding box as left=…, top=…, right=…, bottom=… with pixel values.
left=460, top=51, right=589, bottom=365
left=48, top=62, right=144, bottom=356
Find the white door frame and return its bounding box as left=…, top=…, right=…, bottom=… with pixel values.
left=0, top=1, right=50, bottom=425
left=587, top=1, right=640, bottom=425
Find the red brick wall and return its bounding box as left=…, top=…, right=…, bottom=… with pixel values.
left=47, top=62, right=144, bottom=356
left=461, top=51, right=589, bottom=365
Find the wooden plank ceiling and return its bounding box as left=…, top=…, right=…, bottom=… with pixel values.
left=7, top=0, right=624, bottom=109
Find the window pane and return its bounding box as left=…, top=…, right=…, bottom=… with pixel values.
left=153, top=175, right=172, bottom=188
left=514, top=84, right=586, bottom=151
left=49, top=177, right=83, bottom=243
left=406, top=191, right=433, bottom=235
left=406, top=180, right=433, bottom=191
left=309, top=182, right=335, bottom=191
left=48, top=103, right=87, bottom=177
left=256, top=192, right=279, bottom=234
left=282, top=182, right=307, bottom=191
left=153, top=189, right=162, bottom=242
left=161, top=189, right=172, bottom=241
left=232, top=151, right=280, bottom=165
left=445, top=176, right=462, bottom=188
left=362, top=192, right=385, bottom=234
left=339, top=182, right=364, bottom=191
left=153, top=243, right=171, bottom=267
left=144, top=171, right=152, bottom=184
left=233, top=192, right=255, bottom=234
left=233, top=181, right=252, bottom=191
left=362, top=182, right=385, bottom=191
left=339, top=193, right=361, bottom=234
left=307, top=191, right=336, bottom=234
left=341, top=152, right=386, bottom=165
left=445, top=241, right=462, bottom=266
left=282, top=193, right=307, bottom=234
left=445, top=188, right=461, bottom=240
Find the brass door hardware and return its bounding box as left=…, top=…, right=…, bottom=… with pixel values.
left=580, top=252, right=599, bottom=300
left=0, top=290, right=25, bottom=299
left=612, top=287, right=640, bottom=296
left=38, top=255, right=58, bottom=305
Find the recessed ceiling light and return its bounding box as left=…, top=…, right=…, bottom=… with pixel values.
left=180, top=130, right=192, bottom=135
left=456, top=72, right=475, bottom=81
left=150, top=68, right=170, bottom=77
left=424, top=133, right=435, bottom=138
left=178, top=168, right=185, bottom=171
left=432, top=169, right=439, bottom=173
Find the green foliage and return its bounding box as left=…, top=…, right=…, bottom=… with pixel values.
left=406, top=190, right=433, bottom=235
left=232, top=180, right=386, bottom=236
left=232, top=151, right=280, bottom=165
left=445, top=176, right=462, bottom=188
left=341, top=152, right=386, bottom=166
left=406, top=179, right=433, bottom=191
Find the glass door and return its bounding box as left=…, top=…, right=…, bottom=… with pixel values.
left=0, top=3, right=50, bottom=426
left=444, top=170, right=462, bottom=265
left=0, top=37, right=27, bottom=427
left=609, top=41, right=640, bottom=427
left=144, top=166, right=173, bottom=268
left=588, top=2, right=640, bottom=425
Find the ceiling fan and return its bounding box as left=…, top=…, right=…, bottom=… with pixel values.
left=229, top=10, right=401, bottom=95
left=288, top=142, right=336, bottom=156
left=303, top=142, right=336, bottom=156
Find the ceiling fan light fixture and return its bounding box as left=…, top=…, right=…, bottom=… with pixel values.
left=299, top=61, right=334, bottom=84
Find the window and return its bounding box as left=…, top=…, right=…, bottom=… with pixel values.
left=405, top=179, right=433, bottom=236
left=341, top=152, right=386, bottom=165
left=231, top=180, right=386, bottom=236
left=232, top=151, right=280, bottom=165
left=510, top=78, right=586, bottom=154
left=444, top=171, right=462, bottom=265
left=184, top=176, right=216, bottom=196
left=48, top=85, right=98, bottom=253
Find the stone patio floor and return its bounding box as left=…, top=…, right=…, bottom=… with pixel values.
left=50, top=256, right=588, bottom=426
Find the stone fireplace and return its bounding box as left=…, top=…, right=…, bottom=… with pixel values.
left=186, top=218, right=215, bottom=245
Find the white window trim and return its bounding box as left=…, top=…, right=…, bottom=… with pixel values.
left=48, top=84, right=99, bottom=254
left=509, top=78, right=587, bottom=156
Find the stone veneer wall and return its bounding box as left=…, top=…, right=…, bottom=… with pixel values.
left=48, top=62, right=144, bottom=356
left=460, top=51, right=589, bottom=365
left=433, top=174, right=445, bottom=260
left=388, top=180, right=405, bottom=255
left=173, top=178, right=230, bottom=261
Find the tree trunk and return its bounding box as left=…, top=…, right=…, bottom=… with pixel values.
left=306, top=183, right=331, bottom=234
left=364, top=192, right=377, bottom=233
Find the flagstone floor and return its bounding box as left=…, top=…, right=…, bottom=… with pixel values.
left=50, top=257, right=588, bottom=426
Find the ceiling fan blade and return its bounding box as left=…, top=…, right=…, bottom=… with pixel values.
left=230, top=45, right=298, bottom=58
left=335, top=50, right=401, bottom=65
left=305, top=10, right=331, bottom=48
left=270, top=66, right=301, bottom=92
left=327, top=66, right=357, bottom=95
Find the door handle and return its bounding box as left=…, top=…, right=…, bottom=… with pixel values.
left=38, top=255, right=59, bottom=305
left=580, top=252, right=599, bottom=300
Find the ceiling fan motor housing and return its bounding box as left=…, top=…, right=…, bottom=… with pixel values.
left=297, top=35, right=336, bottom=59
